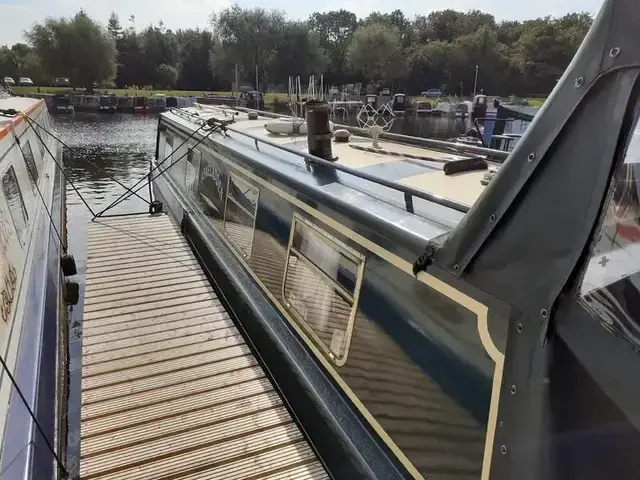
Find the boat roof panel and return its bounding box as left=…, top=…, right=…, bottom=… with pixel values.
left=188, top=106, right=492, bottom=208
left=162, top=105, right=494, bottom=245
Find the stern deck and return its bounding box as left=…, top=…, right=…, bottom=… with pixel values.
left=80, top=214, right=327, bottom=480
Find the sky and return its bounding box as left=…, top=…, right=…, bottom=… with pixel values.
left=0, top=0, right=604, bottom=46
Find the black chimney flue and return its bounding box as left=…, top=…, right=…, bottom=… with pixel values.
left=306, top=100, right=334, bottom=161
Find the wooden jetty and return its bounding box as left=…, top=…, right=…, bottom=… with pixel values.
left=80, top=214, right=327, bottom=479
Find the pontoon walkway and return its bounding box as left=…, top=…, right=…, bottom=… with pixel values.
left=80, top=214, right=328, bottom=479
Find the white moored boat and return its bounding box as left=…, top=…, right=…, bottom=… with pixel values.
left=0, top=93, right=72, bottom=479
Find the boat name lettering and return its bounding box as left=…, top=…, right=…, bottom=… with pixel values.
left=201, top=164, right=224, bottom=201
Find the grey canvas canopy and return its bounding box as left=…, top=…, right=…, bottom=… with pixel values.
left=415, top=0, right=640, bottom=477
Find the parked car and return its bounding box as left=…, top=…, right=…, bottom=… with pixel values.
left=3, top=77, right=15, bottom=86
left=18, top=77, right=33, bottom=86
left=53, top=77, right=70, bottom=87
left=422, top=88, right=443, bottom=98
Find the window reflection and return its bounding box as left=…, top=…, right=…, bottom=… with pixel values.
left=198, top=152, right=226, bottom=219
left=223, top=175, right=258, bottom=258
left=185, top=148, right=200, bottom=198
left=580, top=112, right=640, bottom=348
left=2, top=166, right=28, bottom=245
left=284, top=216, right=364, bottom=364
left=20, top=141, right=39, bottom=187
left=163, top=133, right=173, bottom=173
left=292, top=222, right=358, bottom=294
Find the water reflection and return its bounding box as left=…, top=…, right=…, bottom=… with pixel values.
left=54, top=111, right=157, bottom=479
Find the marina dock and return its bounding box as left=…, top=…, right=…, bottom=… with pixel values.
left=80, top=214, right=327, bottom=479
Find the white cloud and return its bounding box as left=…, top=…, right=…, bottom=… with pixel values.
left=0, top=0, right=603, bottom=46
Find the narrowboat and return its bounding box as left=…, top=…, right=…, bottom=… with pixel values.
left=391, top=93, right=407, bottom=115
left=98, top=95, right=117, bottom=113
left=151, top=0, right=640, bottom=477
left=238, top=90, right=264, bottom=110
left=471, top=94, right=488, bottom=121
left=73, top=94, right=101, bottom=111
left=154, top=101, right=503, bottom=479
left=176, top=96, right=196, bottom=108
left=415, top=100, right=433, bottom=115
left=0, top=94, right=73, bottom=479
left=148, top=94, right=167, bottom=111
left=365, top=93, right=377, bottom=108
left=52, top=93, right=74, bottom=114
left=133, top=96, right=149, bottom=113
left=166, top=96, right=178, bottom=109
left=116, top=95, right=134, bottom=112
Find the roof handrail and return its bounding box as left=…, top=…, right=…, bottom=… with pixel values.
left=167, top=107, right=472, bottom=214
left=225, top=105, right=510, bottom=161
left=225, top=124, right=470, bottom=214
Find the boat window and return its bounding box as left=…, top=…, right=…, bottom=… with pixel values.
left=37, top=126, right=46, bottom=155
left=197, top=151, right=226, bottom=219
left=579, top=106, right=640, bottom=349
left=20, top=140, right=39, bottom=185
left=2, top=166, right=28, bottom=245
left=164, top=133, right=174, bottom=168
left=185, top=148, right=201, bottom=198
left=283, top=215, right=365, bottom=365
left=223, top=174, right=258, bottom=258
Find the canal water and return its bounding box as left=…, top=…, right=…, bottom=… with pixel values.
left=54, top=110, right=468, bottom=478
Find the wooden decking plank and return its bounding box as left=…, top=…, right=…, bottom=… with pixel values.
left=81, top=214, right=326, bottom=480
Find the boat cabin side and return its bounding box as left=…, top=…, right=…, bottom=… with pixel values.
left=153, top=109, right=510, bottom=480
left=154, top=3, right=640, bottom=472
left=0, top=97, right=67, bottom=479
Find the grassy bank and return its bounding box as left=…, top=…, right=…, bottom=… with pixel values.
left=13, top=86, right=547, bottom=108
left=14, top=86, right=292, bottom=105
left=14, top=86, right=212, bottom=97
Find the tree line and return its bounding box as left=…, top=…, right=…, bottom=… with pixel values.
left=0, top=7, right=593, bottom=96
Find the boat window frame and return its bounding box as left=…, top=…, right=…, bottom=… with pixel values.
left=184, top=147, right=201, bottom=198
left=19, top=139, right=39, bottom=186
left=1, top=165, right=29, bottom=246
left=163, top=131, right=174, bottom=173
left=222, top=173, right=259, bottom=259
left=282, top=212, right=366, bottom=366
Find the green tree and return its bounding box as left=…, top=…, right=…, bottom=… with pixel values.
left=175, top=29, right=216, bottom=90
left=116, top=29, right=144, bottom=87
left=347, top=23, right=405, bottom=86
left=155, top=63, right=178, bottom=88
left=140, top=25, right=178, bottom=87
left=107, top=12, right=123, bottom=40
left=210, top=6, right=285, bottom=89
left=268, top=22, right=327, bottom=86
left=26, top=11, right=116, bottom=91
left=510, top=14, right=592, bottom=94
left=308, top=10, right=358, bottom=84
left=0, top=44, right=44, bottom=83
left=408, top=40, right=461, bottom=93
left=18, top=6, right=593, bottom=97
